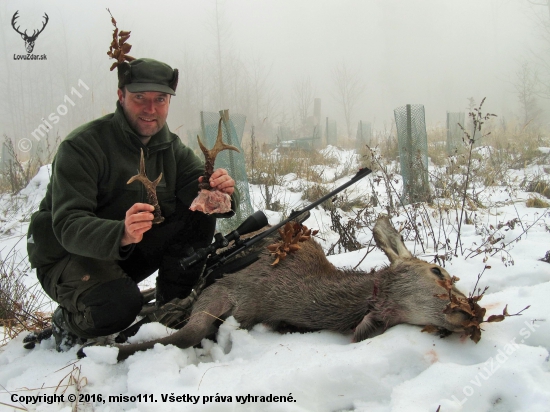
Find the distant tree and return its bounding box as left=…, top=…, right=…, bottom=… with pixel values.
left=292, top=76, right=314, bottom=131
left=226, top=54, right=250, bottom=115
left=205, top=0, right=231, bottom=109
left=177, top=51, right=207, bottom=129
left=527, top=0, right=550, bottom=15
left=514, top=61, right=542, bottom=128
left=331, top=63, right=366, bottom=139
left=527, top=0, right=550, bottom=98
left=249, top=57, right=277, bottom=136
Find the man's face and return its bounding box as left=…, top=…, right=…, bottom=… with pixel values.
left=118, top=89, right=171, bottom=138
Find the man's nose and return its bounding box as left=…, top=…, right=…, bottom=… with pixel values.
left=142, top=100, right=155, bottom=113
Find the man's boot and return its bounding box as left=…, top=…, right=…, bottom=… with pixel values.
left=51, top=306, right=86, bottom=352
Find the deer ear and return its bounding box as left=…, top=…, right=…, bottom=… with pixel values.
left=373, top=215, right=413, bottom=264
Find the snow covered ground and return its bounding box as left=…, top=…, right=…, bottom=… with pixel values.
left=1, top=147, right=549, bottom=412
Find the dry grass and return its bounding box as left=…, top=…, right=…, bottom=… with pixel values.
left=522, top=173, right=550, bottom=198
left=426, top=125, right=448, bottom=167
left=0, top=137, right=39, bottom=194
left=479, top=117, right=548, bottom=167
left=526, top=197, right=550, bottom=208
left=245, top=145, right=336, bottom=184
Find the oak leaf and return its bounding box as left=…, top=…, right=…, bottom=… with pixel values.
left=268, top=221, right=318, bottom=265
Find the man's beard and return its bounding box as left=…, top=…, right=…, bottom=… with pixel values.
left=121, top=104, right=165, bottom=138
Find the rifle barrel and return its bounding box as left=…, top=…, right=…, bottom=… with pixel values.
left=219, top=167, right=372, bottom=265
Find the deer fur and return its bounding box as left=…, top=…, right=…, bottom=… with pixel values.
left=114, top=216, right=468, bottom=361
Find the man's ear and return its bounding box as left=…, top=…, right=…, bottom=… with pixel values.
left=117, top=88, right=124, bottom=103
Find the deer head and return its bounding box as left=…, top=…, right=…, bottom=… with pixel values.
left=12, top=11, right=49, bottom=54
left=368, top=216, right=469, bottom=336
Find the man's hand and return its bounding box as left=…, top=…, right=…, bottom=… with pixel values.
left=199, top=168, right=235, bottom=195
left=121, top=203, right=155, bottom=247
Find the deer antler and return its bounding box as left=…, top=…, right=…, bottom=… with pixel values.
left=30, top=13, right=49, bottom=40
left=197, top=117, right=239, bottom=190
left=11, top=11, right=49, bottom=40
left=11, top=11, right=25, bottom=37
left=127, top=149, right=164, bottom=224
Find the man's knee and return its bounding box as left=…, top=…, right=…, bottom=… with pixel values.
left=80, top=277, right=143, bottom=336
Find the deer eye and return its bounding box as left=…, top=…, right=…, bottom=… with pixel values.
left=431, top=267, right=443, bottom=278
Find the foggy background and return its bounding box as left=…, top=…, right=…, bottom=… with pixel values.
left=0, top=0, right=548, bottom=156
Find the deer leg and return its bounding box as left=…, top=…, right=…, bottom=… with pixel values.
left=353, top=313, right=383, bottom=342
left=115, top=290, right=233, bottom=361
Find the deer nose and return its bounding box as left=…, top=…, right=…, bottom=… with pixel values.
left=445, top=309, right=469, bottom=331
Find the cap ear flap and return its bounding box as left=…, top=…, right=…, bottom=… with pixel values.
left=169, top=68, right=179, bottom=93
left=117, top=62, right=132, bottom=89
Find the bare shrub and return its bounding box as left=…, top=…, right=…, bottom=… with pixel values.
left=326, top=203, right=364, bottom=255
left=0, top=245, right=50, bottom=345
left=454, top=98, right=496, bottom=255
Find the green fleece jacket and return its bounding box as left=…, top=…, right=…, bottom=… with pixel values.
left=27, top=102, right=237, bottom=269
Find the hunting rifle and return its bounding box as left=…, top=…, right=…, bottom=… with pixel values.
left=114, top=167, right=372, bottom=342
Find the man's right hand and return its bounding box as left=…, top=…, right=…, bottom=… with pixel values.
left=121, top=203, right=155, bottom=246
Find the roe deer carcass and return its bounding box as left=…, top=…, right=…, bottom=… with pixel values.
left=114, top=215, right=468, bottom=361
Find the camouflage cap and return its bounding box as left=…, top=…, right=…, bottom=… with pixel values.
left=117, top=58, right=178, bottom=95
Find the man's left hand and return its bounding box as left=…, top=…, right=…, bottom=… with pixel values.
left=199, top=168, right=235, bottom=195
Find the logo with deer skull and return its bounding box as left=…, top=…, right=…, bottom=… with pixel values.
left=11, top=11, right=49, bottom=54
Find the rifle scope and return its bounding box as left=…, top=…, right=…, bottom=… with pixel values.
left=180, top=210, right=268, bottom=269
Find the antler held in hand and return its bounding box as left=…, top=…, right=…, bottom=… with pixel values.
left=197, top=118, right=239, bottom=190
left=127, top=149, right=164, bottom=224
